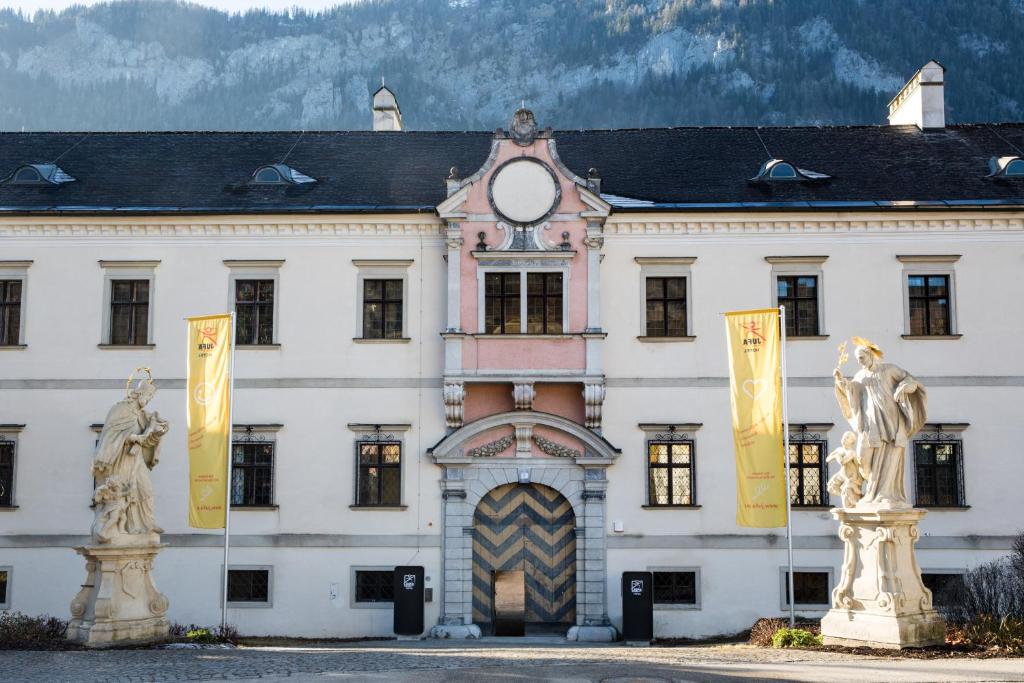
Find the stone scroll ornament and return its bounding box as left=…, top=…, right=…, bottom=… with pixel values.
left=820, top=340, right=944, bottom=649
left=67, top=368, right=171, bottom=647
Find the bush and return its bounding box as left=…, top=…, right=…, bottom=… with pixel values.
left=168, top=622, right=239, bottom=645
left=949, top=615, right=1024, bottom=654
left=749, top=617, right=787, bottom=647
left=771, top=627, right=823, bottom=648
left=0, top=612, right=68, bottom=649
left=941, top=557, right=1024, bottom=624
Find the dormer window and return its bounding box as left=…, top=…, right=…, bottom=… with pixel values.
left=751, top=159, right=830, bottom=182
left=988, top=156, right=1024, bottom=178
left=3, top=164, right=75, bottom=185
left=251, top=164, right=315, bottom=185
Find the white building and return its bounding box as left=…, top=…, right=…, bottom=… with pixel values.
left=0, top=64, right=1022, bottom=639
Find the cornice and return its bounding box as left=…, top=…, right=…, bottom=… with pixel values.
left=605, top=214, right=1024, bottom=235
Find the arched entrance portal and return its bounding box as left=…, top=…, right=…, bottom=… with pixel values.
left=472, top=483, right=576, bottom=634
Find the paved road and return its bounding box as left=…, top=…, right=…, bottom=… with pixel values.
left=0, top=639, right=1021, bottom=683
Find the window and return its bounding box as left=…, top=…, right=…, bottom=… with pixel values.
left=231, top=441, right=274, bottom=507
left=355, top=569, right=394, bottom=603
left=109, top=280, right=150, bottom=345
left=235, top=279, right=275, bottom=345
left=0, top=439, right=14, bottom=507
left=357, top=442, right=402, bottom=506
left=14, top=167, right=41, bottom=183
left=922, top=572, right=964, bottom=607
left=777, top=276, right=819, bottom=337
left=652, top=570, right=698, bottom=606
left=914, top=440, right=965, bottom=507
left=0, top=280, right=22, bottom=346
left=752, top=159, right=830, bottom=182
left=647, top=440, right=694, bottom=506
left=908, top=275, right=950, bottom=336
left=526, top=272, right=563, bottom=334
left=789, top=438, right=827, bottom=507
left=362, top=279, right=403, bottom=339
left=485, top=272, right=521, bottom=334
left=782, top=570, right=832, bottom=609
left=0, top=567, right=9, bottom=609
left=645, top=277, right=686, bottom=337
left=226, top=568, right=270, bottom=605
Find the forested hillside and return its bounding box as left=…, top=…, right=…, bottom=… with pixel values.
left=0, top=0, right=1022, bottom=131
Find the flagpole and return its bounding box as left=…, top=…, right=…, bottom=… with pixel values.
left=221, top=312, right=236, bottom=632
left=779, top=305, right=795, bottom=628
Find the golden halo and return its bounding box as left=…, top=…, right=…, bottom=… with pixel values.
left=851, top=336, right=883, bottom=358
left=125, top=367, right=154, bottom=397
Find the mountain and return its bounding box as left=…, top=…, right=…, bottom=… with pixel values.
left=0, top=0, right=1022, bottom=131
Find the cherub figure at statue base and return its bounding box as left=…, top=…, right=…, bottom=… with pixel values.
left=826, top=431, right=863, bottom=509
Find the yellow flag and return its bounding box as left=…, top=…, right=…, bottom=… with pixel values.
left=186, top=314, right=233, bottom=528
left=725, top=308, right=787, bottom=528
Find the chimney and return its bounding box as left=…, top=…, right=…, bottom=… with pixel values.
left=372, top=85, right=403, bottom=131
left=887, top=60, right=945, bottom=130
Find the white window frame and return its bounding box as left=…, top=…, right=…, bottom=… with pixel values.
left=223, top=564, right=274, bottom=608
left=224, top=260, right=284, bottom=348
left=476, top=263, right=571, bottom=335
left=350, top=565, right=395, bottom=609
left=897, top=254, right=961, bottom=338
left=0, top=260, right=31, bottom=347
left=0, top=565, right=11, bottom=610
left=348, top=423, right=411, bottom=509
left=353, top=259, right=413, bottom=342
left=99, top=260, right=159, bottom=347
left=230, top=424, right=282, bottom=509
left=766, top=256, right=828, bottom=339
left=647, top=566, right=702, bottom=610
left=635, top=257, right=695, bottom=341
left=639, top=423, right=702, bottom=509
left=0, top=425, right=23, bottom=509
left=779, top=566, right=834, bottom=611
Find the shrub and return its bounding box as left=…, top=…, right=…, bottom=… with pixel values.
left=749, top=617, right=787, bottom=647
left=168, top=622, right=239, bottom=645
left=948, top=615, right=1024, bottom=654
left=941, top=557, right=1024, bottom=624
left=0, top=612, right=68, bottom=649
left=771, top=627, right=823, bottom=649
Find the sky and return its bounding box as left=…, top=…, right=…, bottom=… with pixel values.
left=2, top=0, right=357, bottom=13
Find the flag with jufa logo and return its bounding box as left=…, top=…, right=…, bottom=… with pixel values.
left=186, top=314, right=233, bottom=528
left=725, top=308, right=787, bottom=528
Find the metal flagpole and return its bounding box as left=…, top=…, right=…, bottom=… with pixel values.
left=221, top=312, right=237, bottom=632
left=779, top=305, right=796, bottom=628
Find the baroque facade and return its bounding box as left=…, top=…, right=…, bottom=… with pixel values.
left=0, top=66, right=1023, bottom=638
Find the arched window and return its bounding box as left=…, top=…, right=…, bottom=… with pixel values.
left=769, top=161, right=797, bottom=179
left=1006, top=158, right=1024, bottom=177
left=253, top=166, right=284, bottom=184
left=12, top=167, right=42, bottom=184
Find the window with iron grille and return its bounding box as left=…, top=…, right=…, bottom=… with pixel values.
left=109, top=279, right=149, bottom=345
left=789, top=440, right=827, bottom=507
left=526, top=272, right=563, bottom=334
left=645, top=276, right=686, bottom=337
left=0, top=280, right=22, bottom=346
left=357, top=442, right=402, bottom=506
left=922, top=572, right=964, bottom=607
left=355, top=570, right=394, bottom=603
left=914, top=440, right=965, bottom=506
left=484, top=272, right=521, bottom=334
left=235, top=279, right=275, bottom=345
left=231, top=442, right=274, bottom=506
left=0, top=441, right=14, bottom=507
left=652, top=571, right=697, bottom=605
left=362, top=279, right=403, bottom=339
left=783, top=571, right=830, bottom=607
left=647, top=441, right=694, bottom=506
left=0, top=568, right=8, bottom=607
left=227, top=569, right=269, bottom=603
left=777, top=276, right=819, bottom=337
left=907, top=274, right=951, bottom=336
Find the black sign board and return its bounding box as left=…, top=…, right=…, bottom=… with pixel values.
left=621, top=571, right=654, bottom=642
left=393, top=566, right=425, bottom=636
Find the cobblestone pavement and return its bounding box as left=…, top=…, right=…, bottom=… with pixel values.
left=1, top=640, right=1022, bottom=683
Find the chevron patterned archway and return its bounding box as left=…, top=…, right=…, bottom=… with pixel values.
left=472, top=483, right=576, bottom=629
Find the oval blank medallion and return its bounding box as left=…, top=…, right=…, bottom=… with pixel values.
left=489, top=158, right=559, bottom=225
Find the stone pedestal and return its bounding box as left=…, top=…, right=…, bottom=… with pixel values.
left=67, top=540, right=170, bottom=647
left=820, top=508, right=945, bottom=649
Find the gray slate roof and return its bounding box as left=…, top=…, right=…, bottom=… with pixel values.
left=1, top=125, right=1023, bottom=215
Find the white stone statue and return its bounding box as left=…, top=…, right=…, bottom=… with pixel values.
left=825, top=431, right=863, bottom=509
left=68, top=368, right=171, bottom=647
left=832, top=338, right=927, bottom=510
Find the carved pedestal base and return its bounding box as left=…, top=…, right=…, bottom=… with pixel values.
left=67, top=541, right=170, bottom=647
left=820, top=508, right=945, bottom=649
